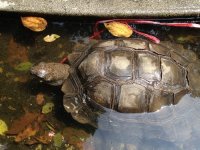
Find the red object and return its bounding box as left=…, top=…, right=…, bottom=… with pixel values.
left=90, top=19, right=200, bottom=43
left=59, top=56, right=68, bottom=64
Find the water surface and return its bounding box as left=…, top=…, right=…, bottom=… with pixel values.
left=0, top=14, right=200, bottom=150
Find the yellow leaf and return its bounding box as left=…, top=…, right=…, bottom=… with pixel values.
left=104, top=21, right=133, bottom=38
left=43, top=34, right=60, bottom=42
left=0, top=120, right=8, bottom=135
left=21, top=17, right=47, bottom=32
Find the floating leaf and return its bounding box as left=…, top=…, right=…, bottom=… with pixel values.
left=43, top=34, right=60, bottom=42
left=14, top=61, right=33, bottom=71
left=0, top=119, right=8, bottom=135
left=21, top=17, right=47, bottom=32
left=7, top=111, right=45, bottom=142
left=104, top=21, right=133, bottom=38
left=7, top=112, right=40, bottom=135
left=53, top=132, right=63, bottom=147
left=15, top=123, right=39, bottom=142
left=42, top=103, right=54, bottom=114
left=36, top=93, right=45, bottom=105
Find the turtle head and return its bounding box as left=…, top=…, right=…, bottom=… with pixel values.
left=31, top=62, right=70, bottom=86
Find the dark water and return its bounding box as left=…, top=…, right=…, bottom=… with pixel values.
left=0, top=14, right=200, bottom=150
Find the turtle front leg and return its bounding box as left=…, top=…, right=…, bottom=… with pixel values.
left=63, top=95, right=98, bottom=127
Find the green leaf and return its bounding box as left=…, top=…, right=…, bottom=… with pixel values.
left=53, top=132, right=63, bottom=147
left=14, top=62, right=33, bottom=71
left=42, top=102, right=54, bottom=114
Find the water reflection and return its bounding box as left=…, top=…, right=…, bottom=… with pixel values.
left=84, top=94, right=200, bottom=150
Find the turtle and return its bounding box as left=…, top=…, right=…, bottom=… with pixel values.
left=31, top=38, right=200, bottom=127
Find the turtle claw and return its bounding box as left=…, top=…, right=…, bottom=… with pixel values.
left=71, top=110, right=97, bottom=128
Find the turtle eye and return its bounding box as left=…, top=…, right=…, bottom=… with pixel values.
left=31, top=62, right=48, bottom=78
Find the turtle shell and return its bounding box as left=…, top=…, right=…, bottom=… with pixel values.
left=65, top=38, right=200, bottom=113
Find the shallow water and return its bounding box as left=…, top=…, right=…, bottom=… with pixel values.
left=85, top=95, right=200, bottom=150
left=0, top=14, right=200, bottom=149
